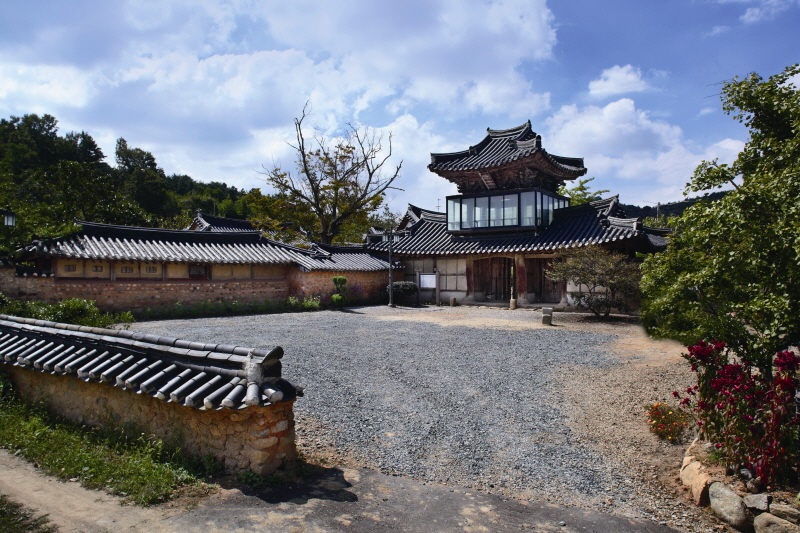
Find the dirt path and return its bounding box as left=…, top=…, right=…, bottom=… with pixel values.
left=0, top=451, right=175, bottom=532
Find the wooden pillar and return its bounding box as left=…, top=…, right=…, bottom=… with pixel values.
left=465, top=257, right=474, bottom=297
left=515, top=254, right=527, bottom=304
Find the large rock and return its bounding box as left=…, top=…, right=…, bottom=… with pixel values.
left=710, top=482, right=754, bottom=532
left=754, top=513, right=800, bottom=533
left=680, top=460, right=712, bottom=505
left=771, top=505, right=800, bottom=525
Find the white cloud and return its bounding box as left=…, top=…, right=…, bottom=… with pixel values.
left=705, top=25, right=731, bottom=36
left=0, top=62, right=97, bottom=114
left=543, top=98, right=743, bottom=205
left=714, top=0, right=800, bottom=23
left=588, top=65, right=650, bottom=98
left=698, top=107, right=716, bottom=116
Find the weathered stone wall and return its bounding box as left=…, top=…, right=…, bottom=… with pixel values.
left=287, top=269, right=389, bottom=305
left=0, top=267, right=291, bottom=313
left=8, top=366, right=295, bottom=475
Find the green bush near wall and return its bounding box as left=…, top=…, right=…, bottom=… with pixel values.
left=0, top=293, right=134, bottom=329
left=142, top=296, right=321, bottom=321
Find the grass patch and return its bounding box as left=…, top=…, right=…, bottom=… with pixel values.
left=0, top=387, right=216, bottom=505
left=0, top=494, right=56, bottom=533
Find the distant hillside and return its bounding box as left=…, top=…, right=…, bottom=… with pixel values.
left=620, top=190, right=729, bottom=219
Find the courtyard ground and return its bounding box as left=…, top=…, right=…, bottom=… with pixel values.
left=0, top=305, right=723, bottom=532
left=131, top=305, right=717, bottom=532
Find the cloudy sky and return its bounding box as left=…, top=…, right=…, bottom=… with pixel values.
left=2, top=0, right=798, bottom=211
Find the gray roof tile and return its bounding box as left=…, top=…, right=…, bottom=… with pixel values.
left=0, top=315, right=299, bottom=410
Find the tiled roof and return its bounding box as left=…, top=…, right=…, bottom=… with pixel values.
left=28, top=222, right=300, bottom=265
left=368, top=198, right=667, bottom=256
left=0, top=315, right=300, bottom=410
left=190, top=213, right=256, bottom=232
left=428, top=121, right=586, bottom=178
left=25, top=221, right=393, bottom=272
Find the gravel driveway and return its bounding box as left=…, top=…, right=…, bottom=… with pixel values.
left=133, top=306, right=709, bottom=531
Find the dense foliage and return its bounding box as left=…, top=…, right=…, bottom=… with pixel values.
left=673, top=341, right=799, bottom=483
left=0, top=112, right=402, bottom=256
left=546, top=246, right=640, bottom=317
left=641, top=63, right=800, bottom=376
left=0, top=293, right=133, bottom=328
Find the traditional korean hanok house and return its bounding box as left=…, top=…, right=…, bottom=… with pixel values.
left=367, top=122, right=668, bottom=306
left=8, top=216, right=395, bottom=312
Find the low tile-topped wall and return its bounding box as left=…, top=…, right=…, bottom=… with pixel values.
left=8, top=366, right=296, bottom=475
left=287, top=269, right=389, bottom=304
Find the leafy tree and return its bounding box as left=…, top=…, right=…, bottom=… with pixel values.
left=547, top=245, right=641, bottom=318
left=640, top=63, right=800, bottom=376
left=557, top=177, right=609, bottom=205
left=262, top=106, right=402, bottom=244
left=114, top=138, right=178, bottom=217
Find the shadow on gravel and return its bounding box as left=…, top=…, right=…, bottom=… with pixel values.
left=231, top=466, right=358, bottom=505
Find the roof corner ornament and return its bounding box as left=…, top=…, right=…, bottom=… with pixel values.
left=535, top=135, right=542, bottom=149
left=507, top=139, right=517, bottom=151
left=469, top=145, right=477, bottom=156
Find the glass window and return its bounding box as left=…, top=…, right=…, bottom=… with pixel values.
left=503, top=194, right=518, bottom=226
left=536, top=191, right=543, bottom=226
left=461, top=198, right=474, bottom=229
left=542, top=194, right=551, bottom=226
left=475, top=197, right=489, bottom=228
left=490, top=195, right=503, bottom=227
left=520, top=192, right=536, bottom=226
left=447, top=198, right=460, bottom=231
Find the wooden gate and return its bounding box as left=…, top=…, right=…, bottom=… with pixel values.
left=475, top=257, right=514, bottom=301
left=527, top=258, right=563, bottom=302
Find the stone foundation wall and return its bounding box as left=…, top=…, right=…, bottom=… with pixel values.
left=8, top=366, right=296, bottom=475
left=0, top=267, right=291, bottom=313
left=287, top=269, right=389, bottom=305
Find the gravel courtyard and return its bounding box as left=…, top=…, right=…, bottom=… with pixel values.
left=133, top=305, right=712, bottom=531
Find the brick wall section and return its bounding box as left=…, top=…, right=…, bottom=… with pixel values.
left=0, top=266, right=390, bottom=310
left=0, top=267, right=290, bottom=313
left=8, top=366, right=296, bottom=475
left=287, top=269, right=389, bottom=304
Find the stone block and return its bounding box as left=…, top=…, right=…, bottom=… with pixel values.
left=754, top=513, right=800, bottom=533
left=680, top=460, right=712, bottom=506
left=251, top=436, right=278, bottom=450
left=243, top=447, right=272, bottom=465
left=273, top=420, right=289, bottom=433
left=771, top=505, right=800, bottom=525
left=744, top=494, right=772, bottom=512
left=710, top=482, right=753, bottom=532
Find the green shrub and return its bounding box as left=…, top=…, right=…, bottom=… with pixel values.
left=331, top=294, right=345, bottom=307
left=0, top=293, right=133, bottom=329
left=386, top=281, right=418, bottom=296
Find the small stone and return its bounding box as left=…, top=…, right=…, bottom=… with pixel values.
left=753, top=512, right=800, bottom=533
left=748, top=479, right=765, bottom=494
left=709, top=482, right=753, bottom=531
left=744, top=494, right=771, bottom=512
left=558, top=521, right=566, bottom=526
left=771, top=505, right=800, bottom=525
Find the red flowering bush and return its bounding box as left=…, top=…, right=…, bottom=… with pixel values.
left=674, top=341, right=800, bottom=483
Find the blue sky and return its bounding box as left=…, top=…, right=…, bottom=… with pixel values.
left=1, top=0, right=798, bottom=211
